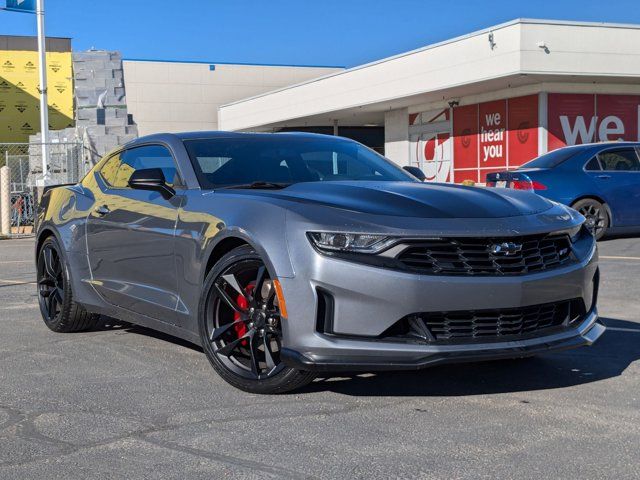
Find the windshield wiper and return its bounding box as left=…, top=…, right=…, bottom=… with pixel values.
left=218, top=181, right=291, bottom=190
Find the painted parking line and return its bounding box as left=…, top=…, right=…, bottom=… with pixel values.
left=599, top=255, right=640, bottom=261
left=605, top=326, right=640, bottom=333
left=0, top=278, right=37, bottom=286
left=0, top=260, right=32, bottom=264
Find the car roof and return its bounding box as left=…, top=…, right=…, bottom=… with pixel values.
left=124, top=130, right=342, bottom=147
left=559, top=141, right=640, bottom=152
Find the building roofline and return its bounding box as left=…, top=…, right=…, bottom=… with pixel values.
left=123, top=57, right=345, bottom=69
left=0, top=34, right=72, bottom=40
left=219, top=18, right=640, bottom=109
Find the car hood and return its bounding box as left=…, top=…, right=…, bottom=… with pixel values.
left=226, top=181, right=554, bottom=218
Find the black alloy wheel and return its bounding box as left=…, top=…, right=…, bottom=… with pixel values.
left=36, top=236, right=100, bottom=332
left=208, top=259, right=284, bottom=380
left=573, top=198, right=609, bottom=240
left=38, top=242, right=64, bottom=323
left=199, top=245, right=315, bottom=393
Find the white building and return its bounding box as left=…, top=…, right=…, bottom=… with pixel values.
left=218, top=19, right=640, bottom=183
left=122, top=60, right=343, bottom=136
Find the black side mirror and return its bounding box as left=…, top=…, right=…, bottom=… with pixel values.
left=403, top=165, right=426, bottom=182
left=128, top=168, right=176, bottom=199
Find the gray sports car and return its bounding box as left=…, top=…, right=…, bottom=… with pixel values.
left=36, top=132, right=603, bottom=393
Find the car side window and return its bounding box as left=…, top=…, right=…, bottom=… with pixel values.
left=597, top=148, right=640, bottom=172
left=584, top=157, right=601, bottom=171
left=113, top=145, right=180, bottom=188
left=98, top=152, right=125, bottom=187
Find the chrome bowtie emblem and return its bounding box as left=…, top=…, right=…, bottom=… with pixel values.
left=490, top=242, right=522, bottom=256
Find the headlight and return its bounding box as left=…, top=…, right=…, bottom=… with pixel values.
left=579, top=224, right=594, bottom=241
left=555, top=224, right=586, bottom=243
left=569, top=225, right=583, bottom=243
left=307, top=232, right=396, bottom=254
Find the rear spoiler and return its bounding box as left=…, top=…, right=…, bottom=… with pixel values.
left=485, top=171, right=525, bottom=183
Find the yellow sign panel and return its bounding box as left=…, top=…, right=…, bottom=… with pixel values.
left=0, top=50, right=74, bottom=142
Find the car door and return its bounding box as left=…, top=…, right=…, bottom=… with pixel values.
left=85, top=144, right=183, bottom=322
left=589, top=147, right=640, bottom=227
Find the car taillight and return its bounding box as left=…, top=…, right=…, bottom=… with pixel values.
left=509, top=180, right=547, bottom=191
left=510, top=180, right=532, bottom=190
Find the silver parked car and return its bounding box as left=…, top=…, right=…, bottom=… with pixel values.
left=36, top=132, right=603, bottom=393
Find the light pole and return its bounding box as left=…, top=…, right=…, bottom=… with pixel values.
left=2, top=0, right=51, bottom=185
left=35, top=0, right=51, bottom=185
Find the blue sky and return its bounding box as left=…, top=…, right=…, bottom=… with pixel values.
left=2, top=0, right=640, bottom=67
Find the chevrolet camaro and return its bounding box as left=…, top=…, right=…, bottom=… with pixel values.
left=36, top=132, right=604, bottom=393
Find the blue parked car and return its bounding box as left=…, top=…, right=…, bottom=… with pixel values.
left=486, top=142, right=640, bottom=239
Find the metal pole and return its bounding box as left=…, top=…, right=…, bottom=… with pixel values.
left=36, top=0, right=51, bottom=185
left=19, top=157, right=25, bottom=192
left=332, top=120, right=339, bottom=174
left=0, top=166, right=10, bottom=236
left=4, top=151, right=9, bottom=192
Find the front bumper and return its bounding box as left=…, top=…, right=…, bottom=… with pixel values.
left=281, top=309, right=604, bottom=371
left=278, top=223, right=600, bottom=372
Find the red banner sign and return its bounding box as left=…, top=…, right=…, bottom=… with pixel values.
left=453, top=104, right=478, bottom=183
left=448, top=92, right=640, bottom=183
left=452, top=95, right=538, bottom=183
left=548, top=93, right=640, bottom=150
left=479, top=100, right=507, bottom=168
left=508, top=95, right=538, bottom=166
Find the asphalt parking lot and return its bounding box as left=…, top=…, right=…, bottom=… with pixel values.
left=0, top=237, right=638, bottom=479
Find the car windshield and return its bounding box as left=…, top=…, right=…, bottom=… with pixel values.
left=183, top=136, right=415, bottom=188
left=519, top=148, right=580, bottom=169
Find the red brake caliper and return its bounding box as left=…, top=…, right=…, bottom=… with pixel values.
left=233, top=283, right=254, bottom=344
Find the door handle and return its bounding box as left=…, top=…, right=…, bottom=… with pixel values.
left=597, top=174, right=611, bottom=180
left=94, top=205, right=111, bottom=216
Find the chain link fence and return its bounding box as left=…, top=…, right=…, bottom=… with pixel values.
left=0, top=142, right=95, bottom=237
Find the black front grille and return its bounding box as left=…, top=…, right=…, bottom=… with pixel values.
left=396, top=234, right=572, bottom=276
left=391, top=299, right=584, bottom=343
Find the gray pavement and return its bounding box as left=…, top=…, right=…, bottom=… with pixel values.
left=0, top=236, right=638, bottom=479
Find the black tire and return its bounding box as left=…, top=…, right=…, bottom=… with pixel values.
left=37, top=236, right=101, bottom=333
left=198, top=245, right=315, bottom=394
left=572, top=198, right=609, bottom=240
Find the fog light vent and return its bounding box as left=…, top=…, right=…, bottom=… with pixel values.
left=315, top=288, right=335, bottom=334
